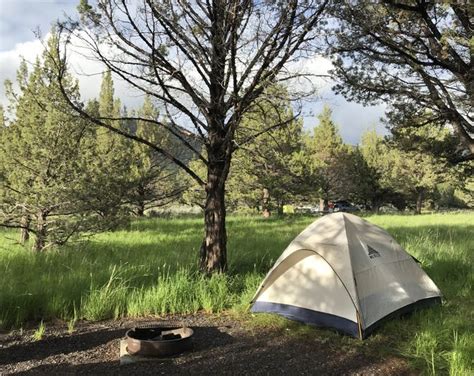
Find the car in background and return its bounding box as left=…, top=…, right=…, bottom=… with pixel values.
left=295, top=205, right=323, bottom=215
left=332, top=200, right=359, bottom=213
left=294, top=205, right=313, bottom=214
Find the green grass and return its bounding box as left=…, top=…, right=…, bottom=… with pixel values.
left=32, top=320, right=46, bottom=341
left=0, top=212, right=473, bottom=374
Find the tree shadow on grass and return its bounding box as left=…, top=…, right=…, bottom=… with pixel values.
left=384, top=224, right=473, bottom=290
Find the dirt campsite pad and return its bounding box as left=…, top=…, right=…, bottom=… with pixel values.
left=0, top=314, right=414, bottom=375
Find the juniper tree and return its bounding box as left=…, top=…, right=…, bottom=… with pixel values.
left=55, top=0, right=328, bottom=272
left=360, top=128, right=450, bottom=213
left=129, top=96, right=185, bottom=216
left=84, top=70, right=132, bottom=219
left=183, top=86, right=304, bottom=216
left=387, top=123, right=466, bottom=213
left=387, top=149, right=444, bottom=214
left=0, top=34, right=122, bottom=251
left=230, top=86, right=304, bottom=216
left=0, top=105, right=4, bottom=127
left=359, top=130, right=395, bottom=212
left=296, top=106, right=353, bottom=210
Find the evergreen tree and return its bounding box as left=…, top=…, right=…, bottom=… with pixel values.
left=0, top=33, right=122, bottom=251
left=360, top=128, right=450, bottom=214
left=128, top=96, right=184, bottom=216
left=297, top=106, right=353, bottom=210
left=386, top=149, right=444, bottom=214
left=359, top=129, right=396, bottom=211
left=0, top=105, right=5, bottom=127
left=328, top=1, right=473, bottom=161
left=344, top=146, right=379, bottom=208
left=386, top=124, right=458, bottom=214
left=230, top=87, right=303, bottom=216
left=84, top=71, right=132, bottom=218
left=66, top=0, right=328, bottom=273
left=183, top=87, right=303, bottom=216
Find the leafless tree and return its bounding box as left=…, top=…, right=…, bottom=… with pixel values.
left=54, top=0, right=328, bottom=273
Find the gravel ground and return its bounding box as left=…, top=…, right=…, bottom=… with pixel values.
left=0, top=314, right=415, bottom=375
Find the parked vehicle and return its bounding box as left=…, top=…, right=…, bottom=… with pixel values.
left=333, top=200, right=358, bottom=213
left=295, top=205, right=322, bottom=215
left=294, top=206, right=313, bottom=214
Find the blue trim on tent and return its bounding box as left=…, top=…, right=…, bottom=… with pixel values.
left=251, top=302, right=360, bottom=338
left=251, top=296, right=442, bottom=339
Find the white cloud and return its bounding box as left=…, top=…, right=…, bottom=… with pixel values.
left=292, top=54, right=334, bottom=92
left=0, top=38, right=45, bottom=105
left=286, top=54, right=388, bottom=144
left=0, top=33, right=144, bottom=110
left=0, top=35, right=387, bottom=144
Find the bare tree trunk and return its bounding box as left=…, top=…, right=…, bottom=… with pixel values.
left=200, top=161, right=228, bottom=274
left=262, top=188, right=270, bottom=218
left=277, top=200, right=284, bottom=216
left=415, top=190, right=424, bottom=215
left=19, top=215, right=30, bottom=244
left=33, top=211, right=47, bottom=252
left=319, top=198, right=325, bottom=212
left=136, top=205, right=145, bottom=217
left=320, top=197, right=329, bottom=212
left=136, top=185, right=146, bottom=217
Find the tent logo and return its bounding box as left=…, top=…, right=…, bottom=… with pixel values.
left=367, top=245, right=381, bottom=259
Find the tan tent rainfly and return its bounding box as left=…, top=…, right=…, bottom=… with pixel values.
left=251, top=213, right=441, bottom=339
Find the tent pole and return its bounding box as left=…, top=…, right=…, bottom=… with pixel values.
left=356, top=311, right=363, bottom=340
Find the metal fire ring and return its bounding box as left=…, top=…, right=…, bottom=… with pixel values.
left=125, top=326, right=194, bottom=357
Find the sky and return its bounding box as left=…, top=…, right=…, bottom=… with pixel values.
left=0, top=0, right=388, bottom=144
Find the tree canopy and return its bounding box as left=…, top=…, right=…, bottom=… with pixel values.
left=295, top=106, right=353, bottom=210
left=328, top=1, right=473, bottom=162
left=53, top=0, right=329, bottom=273
left=0, top=35, right=122, bottom=251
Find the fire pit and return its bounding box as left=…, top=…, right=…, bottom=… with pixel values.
left=125, top=326, right=194, bottom=357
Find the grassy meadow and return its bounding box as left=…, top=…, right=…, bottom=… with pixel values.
left=0, top=212, right=473, bottom=374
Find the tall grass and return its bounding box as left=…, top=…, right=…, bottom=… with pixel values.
left=371, top=214, right=474, bottom=375
left=0, top=212, right=472, bottom=374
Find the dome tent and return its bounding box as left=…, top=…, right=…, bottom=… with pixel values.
left=251, top=213, right=441, bottom=339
